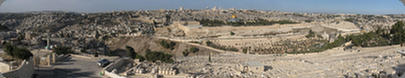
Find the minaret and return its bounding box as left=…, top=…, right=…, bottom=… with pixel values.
left=46, top=30, right=50, bottom=50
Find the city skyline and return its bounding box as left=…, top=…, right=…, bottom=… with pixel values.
left=0, top=0, right=405, bottom=14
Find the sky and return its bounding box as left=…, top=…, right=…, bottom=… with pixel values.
left=0, top=0, right=405, bottom=14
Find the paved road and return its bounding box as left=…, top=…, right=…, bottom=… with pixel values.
left=35, top=55, right=103, bottom=78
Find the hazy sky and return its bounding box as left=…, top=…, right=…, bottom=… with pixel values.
left=0, top=0, right=405, bottom=14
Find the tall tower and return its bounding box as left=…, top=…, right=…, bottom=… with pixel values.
left=46, top=30, right=50, bottom=49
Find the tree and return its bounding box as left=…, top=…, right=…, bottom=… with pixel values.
left=2, top=43, right=33, bottom=60
left=182, top=47, right=199, bottom=57
left=305, top=30, right=316, bottom=38
left=242, top=48, right=248, bottom=54
left=125, top=46, right=145, bottom=61
left=135, top=54, right=145, bottom=61
left=53, top=46, right=73, bottom=55
left=145, top=51, right=174, bottom=63
left=230, top=31, right=235, bottom=35
left=206, top=41, right=239, bottom=52
left=0, top=25, right=9, bottom=31
left=189, top=47, right=199, bottom=53
left=13, top=48, right=33, bottom=60
left=126, top=46, right=136, bottom=58
left=3, top=43, right=15, bottom=56
left=206, top=41, right=213, bottom=46
left=160, top=40, right=176, bottom=50
left=182, top=51, right=190, bottom=56
left=391, top=21, right=405, bottom=44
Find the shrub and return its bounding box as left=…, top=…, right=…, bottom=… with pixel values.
left=289, top=21, right=405, bottom=54
left=145, top=51, right=174, bottom=63
left=198, top=19, right=225, bottom=26
left=2, top=44, right=33, bottom=60
left=53, top=46, right=74, bottom=55
left=242, top=48, right=248, bottom=54
left=206, top=41, right=239, bottom=52
left=182, top=47, right=200, bottom=57
left=230, top=31, right=235, bottom=35
left=126, top=46, right=136, bottom=58
left=0, top=25, right=9, bottom=31
left=305, top=30, right=316, bottom=38
left=390, top=21, right=405, bottom=44
left=135, top=54, right=145, bottom=61
left=125, top=46, right=145, bottom=61
left=189, top=47, right=200, bottom=53
left=197, top=19, right=297, bottom=27
left=3, top=43, right=15, bottom=56
left=182, top=51, right=189, bottom=56
left=160, top=40, right=176, bottom=50
left=189, top=41, right=201, bottom=44
left=344, top=18, right=355, bottom=22
left=304, top=20, right=313, bottom=23
left=12, top=48, right=33, bottom=60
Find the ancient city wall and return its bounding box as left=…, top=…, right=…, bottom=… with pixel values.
left=2, top=58, right=34, bottom=78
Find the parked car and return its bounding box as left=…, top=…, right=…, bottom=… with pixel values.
left=97, top=59, right=110, bottom=67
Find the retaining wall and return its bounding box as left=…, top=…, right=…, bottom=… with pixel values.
left=2, top=58, right=34, bottom=78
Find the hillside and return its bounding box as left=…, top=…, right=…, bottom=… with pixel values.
left=107, top=36, right=219, bottom=57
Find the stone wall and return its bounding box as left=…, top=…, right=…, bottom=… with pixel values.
left=103, top=70, right=126, bottom=78
left=103, top=58, right=133, bottom=78
left=0, top=62, right=10, bottom=73
left=2, top=58, right=34, bottom=78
